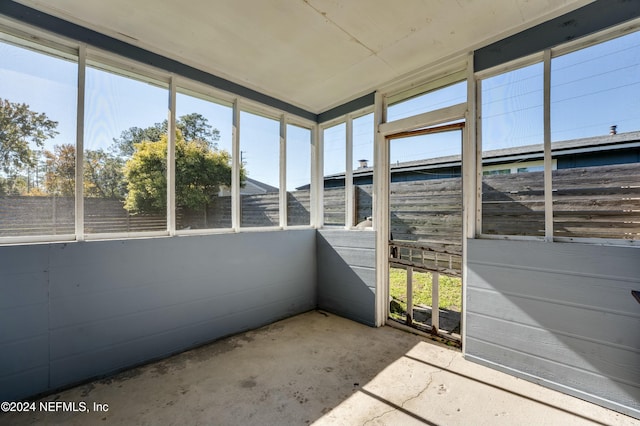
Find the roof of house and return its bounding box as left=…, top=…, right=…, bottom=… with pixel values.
left=244, top=177, right=279, bottom=194
left=322, top=130, right=640, bottom=182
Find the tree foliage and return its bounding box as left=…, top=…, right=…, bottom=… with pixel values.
left=44, top=144, right=75, bottom=196
left=123, top=132, right=237, bottom=214
left=123, top=137, right=167, bottom=213
left=84, top=149, right=126, bottom=198
left=112, top=113, right=220, bottom=157
left=176, top=138, right=233, bottom=210
left=0, top=97, right=237, bottom=217
left=178, top=113, right=219, bottom=144
left=0, top=98, right=58, bottom=174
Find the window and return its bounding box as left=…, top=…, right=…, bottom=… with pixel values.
left=176, top=89, right=233, bottom=230
left=480, top=62, right=545, bottom=237
left=239, top=111, right=280, bottom=228
left=286, top=124, right=311, bottom=226
left=551, top=30, right=640, bottom=241
left=352, top=113, right=374, bottom=224
left=387, top=80, right=466, bottom=122
left=0, top=39, right=77, bottom=238
left=323, top=122, right=346, bottom=226
left=352, top=113, right=374, bottom=171
left=84, top=63, right=168, bottom=234
left=2, top=25, right=327, bottom=243
left=478, top=25, right=640, bottom=244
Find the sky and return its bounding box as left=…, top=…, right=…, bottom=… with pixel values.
left=1, top=28, right=639, bottom=188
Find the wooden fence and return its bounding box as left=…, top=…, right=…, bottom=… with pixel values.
left=179, top=191, right=311, bottom=229
left=0, top=196, right=75, bottom=236
left=0, top=192, right=312, bottom=235
left=323, top=187, right=346, bottom=226
left=1, top=162, right=638, bottom=241
left=482, top=162, right=640, bottom=240
left=0, top=196, right=168, bottom=236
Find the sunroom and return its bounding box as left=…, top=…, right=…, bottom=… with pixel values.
left=0, top=0, right=638, bottom=423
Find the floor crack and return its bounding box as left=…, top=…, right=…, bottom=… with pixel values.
left=397, top=352, right=457, bottom=411
left=362, top=407, right=396, bottom=426
left=401, top=370, right=438, bottom=408
left=362, top=353, right=458, bottom=424
left=445, top=351, right=457, bottom=370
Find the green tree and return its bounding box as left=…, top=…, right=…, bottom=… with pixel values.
left=0, top=99, right=58, bottom=194
left=112, top=122, right=165, bottom=157
left=178, top=113, right=219, bottom=146
left=84, top=149, right=126, bottom=198
left=123, top=138, right=167, bottom=213
left=0, top=174, right=28, bottom=196
left=112, top=113, right=220, bottom=157
left=0, top=98, right=58, bottom=175
left=176, top=136, right=233, bottom=210
left=123, top=132, right=238, bottom=214
left=44, top=144, right=75, bottom=196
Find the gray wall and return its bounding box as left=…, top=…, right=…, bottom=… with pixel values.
left=317, top=229, right=376, bottom=326
left=466, top=239, right=640, bottom=419
left=0, top=230, right=316, bottom=401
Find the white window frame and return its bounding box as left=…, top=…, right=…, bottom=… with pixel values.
left=284, top=118, right=315, bottom=230
left=318, top=106, right=375, bottom=230
left=172, top=78, right=236, bottom=236
left=475, top=19, right=640, bottom=246
left=82, top=50, right=172, bottom=241
left=318, top=117, right=346, bottom=229
left=236, top=101, right=315, bottom=232
left=0, top=23, right=317, bottom=246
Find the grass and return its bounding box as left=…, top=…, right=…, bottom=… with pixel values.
left=389, top=267, right=461, bottom=321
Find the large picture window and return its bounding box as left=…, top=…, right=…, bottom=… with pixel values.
left=0, top=26, right=324, bottom=243
left=0, top=39, right=77, bottom=238
left=84, top=63, right=168, bottom=234
left=176, top=90, right=233, bottom=230
left=480, top=62, right=545, bottom=237
left=479, top=26, right=640, bottom=244
left=550, top=30, right=640, bottom=241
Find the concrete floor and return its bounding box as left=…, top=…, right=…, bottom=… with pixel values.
left=2, top=310, right=637, bottom=426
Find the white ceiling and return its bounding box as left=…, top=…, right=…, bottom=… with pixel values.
left=16, top=0, right=593, bottom=114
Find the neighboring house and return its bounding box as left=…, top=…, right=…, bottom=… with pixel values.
left=318, top=130, right=640, bottom=188
left=219, top=177, right=279, bottom=196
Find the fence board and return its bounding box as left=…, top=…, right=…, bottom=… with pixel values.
left=482, top=162, right=640, bottom=239
left=2, top=162, right=638, bottom=241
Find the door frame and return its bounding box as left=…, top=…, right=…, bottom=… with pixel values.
left=374, top=101, right=473, bottom=348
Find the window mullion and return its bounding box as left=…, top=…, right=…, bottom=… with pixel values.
left=543, top=49, right=553, bottom=242
left=315, top=126, right=324, bottom=227
left=345, top=116, right=354, bottom=228
left=231, top=99, right=241, bottom=231
left=167, top=76, right=177, bottom=236
left=75, top=44, right=86, bottom=241
left=475, top=78, right=483, bottom=237
left=279, top=115, right=287, bottom=228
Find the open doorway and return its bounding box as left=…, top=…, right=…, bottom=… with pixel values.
left=386, top=122, right=464, bottom=346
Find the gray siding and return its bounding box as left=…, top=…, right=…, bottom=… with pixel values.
left=0, top=230, right=316, bottom=401
left=0, top=245, right=50, bottom=401
left=466, top=239, right=640, bottom=419
left=317, top=229, right=376, bottom=326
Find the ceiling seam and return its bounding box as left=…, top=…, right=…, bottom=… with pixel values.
left=301, top=0, right=392, bottom=67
